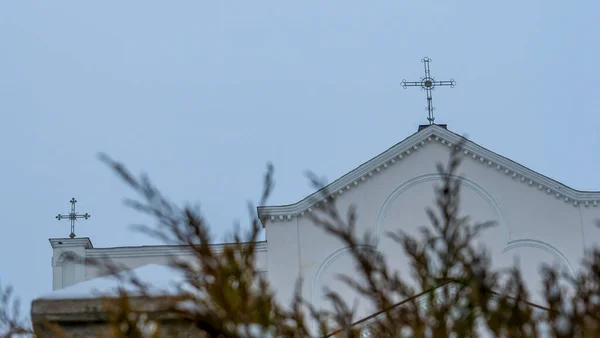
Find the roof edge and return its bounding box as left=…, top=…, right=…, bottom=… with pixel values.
left=258, top=125, right=600, bottom=226
left=49, top=237, right=94, bottom=249
left=86, top=241, right=268, bottom=259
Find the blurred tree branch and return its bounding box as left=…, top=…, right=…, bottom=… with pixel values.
left=4, top=142, right=600, bottom=337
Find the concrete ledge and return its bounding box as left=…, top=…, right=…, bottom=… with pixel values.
left=31, top=295, right=192, bottom=337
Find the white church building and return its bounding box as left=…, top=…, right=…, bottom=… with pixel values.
left=34, top=123, right=600, bottom=334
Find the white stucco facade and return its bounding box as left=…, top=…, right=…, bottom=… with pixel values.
left=47, top=124, right=600, bottom=326
left=257, top=124, right=600, bottom=319
left=49, top=239, right=268, bottom=290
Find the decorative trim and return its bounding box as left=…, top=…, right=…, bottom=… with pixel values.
left=56, top=251, right=82, bottom=265
left=374, top=173, right=508, bottom=248
left=258, top=125, right=600, bottom=225
left=53, top=251, right=83, bottom=270
left=50, top=237, right=93, bottom=249
left=503, top=239, right=576, bottom=277
left=86, top=241, right=268, bottom=259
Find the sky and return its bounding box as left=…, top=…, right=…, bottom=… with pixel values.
left=1, top=0, right=599, bottom=320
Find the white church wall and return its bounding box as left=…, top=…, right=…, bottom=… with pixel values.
left=85, top=254, right=175, bottom=280
left=264, top=132, right=600, bottom=317
left=265, top=219, right=301, bottom=307
left=580, top=203, right=600, bottom=251
left=49, top=240, right=268, bottom=290
left=50, top=238, right=92, bottom=290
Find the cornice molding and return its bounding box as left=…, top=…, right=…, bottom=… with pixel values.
left=85, top=241, right=268, bottom=259
left=258, top=125, right=600, bottom=226
left=50, top=237, right=94, bottom=249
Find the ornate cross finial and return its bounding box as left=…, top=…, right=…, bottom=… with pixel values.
left=56, top=198, right=90, bottom=238
left=401, top=57, right=456, bottom=125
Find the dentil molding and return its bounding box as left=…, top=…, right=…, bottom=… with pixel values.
left=258, top=125, right=600, bottom=225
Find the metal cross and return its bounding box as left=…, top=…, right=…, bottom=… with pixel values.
left=401, top=57, right=456, bottom=125
left=56, top=198, right=90, bottom=239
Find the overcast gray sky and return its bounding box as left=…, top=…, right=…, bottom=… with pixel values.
left=1, top=1, right=599, bottom=317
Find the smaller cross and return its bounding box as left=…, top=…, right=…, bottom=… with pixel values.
left=401, top=57, right=456, bottom=124
left=56, top=198, right=90, bottom=239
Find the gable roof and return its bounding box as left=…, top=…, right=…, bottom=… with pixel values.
left=257, top=125, right=600, bottom=226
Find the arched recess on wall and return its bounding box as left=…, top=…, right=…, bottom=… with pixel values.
left=57, top=251, right=82, bottom=288
left=503, top=239, right=576, bottom=277
left=374, top=173, right=508, bottom=248
left=311, top=245, right=380, bottom=310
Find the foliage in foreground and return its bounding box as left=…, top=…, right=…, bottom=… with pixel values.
left=2, top=141, right=600, bottom=337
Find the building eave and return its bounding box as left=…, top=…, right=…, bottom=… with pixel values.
left=50, top=237, right=94, bottom=249
left=257, top=125, right=600, bottom=226
left=85, top=241, right=268, bottom=259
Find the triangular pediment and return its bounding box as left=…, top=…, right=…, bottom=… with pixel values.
left=258, top=125, right=600, bottom=225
